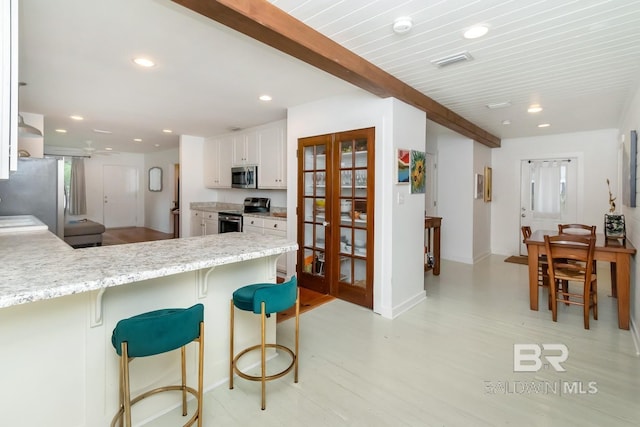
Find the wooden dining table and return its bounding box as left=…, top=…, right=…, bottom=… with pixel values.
left=525, top=230, right=636, bottom=330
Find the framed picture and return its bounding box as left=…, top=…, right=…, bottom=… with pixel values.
left=396, top=149, right=410, bottom=184
left=622, top=130, right=637, bottom=207
left=410, top=150, right=426, bottom=194
left=474, top=173, right=484, bottom=199
left=484, top=166, right=492, bottom=202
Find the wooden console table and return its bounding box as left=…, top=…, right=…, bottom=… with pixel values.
left=425, top=216, right=442, bottom=275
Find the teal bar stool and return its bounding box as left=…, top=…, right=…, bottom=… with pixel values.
left=110, top=303, right=205, bottom=427
left=229, top=276, right=299, bottom=410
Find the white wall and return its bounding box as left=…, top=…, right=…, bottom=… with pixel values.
left=287, top=92, right=427, bottom=318
left=491, top=129, right=618, bottom=256
left=618, top=82, right=640, bottom=344
left=474, top=142, right=492, bottom=262
left=435, top=129, right=474, bottom=263
left=145, top=148, right=179, bottom=233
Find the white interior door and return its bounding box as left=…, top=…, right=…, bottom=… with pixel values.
left=519, top=159, right=577, bottom=254
left=425, top=153, right=437, bottom=216
left=103, top=165, right=138, bottom=228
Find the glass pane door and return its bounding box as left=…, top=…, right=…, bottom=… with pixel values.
left=298, top=136, right=331, bottom=294
left=335, top=134, right=372, bottom=306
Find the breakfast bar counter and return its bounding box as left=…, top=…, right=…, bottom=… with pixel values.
left=0, top=230, right=297, bottom=426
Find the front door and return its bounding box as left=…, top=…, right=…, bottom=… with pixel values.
left=103, top=165, right=138, bottom=228
left=519, top=158, right=577, bottom=254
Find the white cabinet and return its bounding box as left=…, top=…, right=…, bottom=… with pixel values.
left=191, top=210, right=218, bottom=236
left=243, top=216, right=264, bottom=235
left=243, top=216, right=287, bottom=275
left=203, top=211, right=218, bottom=235
left=232, top=132, right=258, bottom=166
left=190, top=210, right=204, bottom=237
left=203, top=137, right=232, bottom=188
left=258, top=123, right=287, bottom=189
left=0, top=0, right=18, bottom=179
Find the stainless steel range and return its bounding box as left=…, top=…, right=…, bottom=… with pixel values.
left=218, top=197, right=270, bottom=233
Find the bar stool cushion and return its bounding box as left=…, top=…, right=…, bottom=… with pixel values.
left=111, top=304, right=204, bottom=357
left=232, top=278, right=297, bottom=315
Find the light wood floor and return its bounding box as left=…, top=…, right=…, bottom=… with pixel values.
left=145, top=255, right=640, bottom=426
left=102, top=227, right=174, bottom=245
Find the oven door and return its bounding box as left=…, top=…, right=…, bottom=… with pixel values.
left=218, top=214, right=243, bottom=233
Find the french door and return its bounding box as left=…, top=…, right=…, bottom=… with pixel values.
left=297, top=128, right=375, bottom=308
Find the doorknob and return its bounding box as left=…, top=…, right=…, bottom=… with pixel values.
left=521, top=214, right=526, bottom=217
left=322, top=221, right=330, bottom=227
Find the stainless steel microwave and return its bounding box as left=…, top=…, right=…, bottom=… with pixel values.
left=231, top=165, right=257, bottom=189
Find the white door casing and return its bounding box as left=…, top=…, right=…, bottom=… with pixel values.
left=519, top=158, right=577, bottom=255
left=103, top=165, right=138, bottom=228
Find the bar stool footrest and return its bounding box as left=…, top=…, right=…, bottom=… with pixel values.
left=233, top=343, right=296, bottom=382
left=111, top=385, right=200, bottom=427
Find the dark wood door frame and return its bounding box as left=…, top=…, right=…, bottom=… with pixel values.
left=172, top=0, right=500, bottom=148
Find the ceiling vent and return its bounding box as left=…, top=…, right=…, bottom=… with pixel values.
left=430, top=51, right=473, bottom=68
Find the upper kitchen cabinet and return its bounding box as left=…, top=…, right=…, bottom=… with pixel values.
left=0, top=0, right=18, bottom=180
left=232, top=132, right=259, bottom=166
left=258, top=121, right=286, bottom=189
left=203, top=136, right=232, bottom=188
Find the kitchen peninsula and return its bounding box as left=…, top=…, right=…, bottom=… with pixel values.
left=0, top=229, right=297, bottom=426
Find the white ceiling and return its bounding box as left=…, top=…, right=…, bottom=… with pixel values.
left=18, top=0, right=640, bottom=155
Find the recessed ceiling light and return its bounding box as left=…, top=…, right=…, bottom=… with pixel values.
left=133, top=138, right=142, bottom=142
left=464, top=25, right=489, bottom=39
left=133, top=57, right=155, bottom=68
left=259, top=95, right=272, bottom=102
left=538, top=123, right=551, bottom=128
left=502, top=120, right=511, bottom=125
left=528, top=105, right=543, bottom=113
left=162, top=129, right=173, bottom=133
left=393, top=17, right=413, bottom=34
left=105, top=147, right=113, bottom=151
left=70, top=115, right=84, bottom=121
left=154, top=144, right=160, bottom=147
left=55, top=129, right=67, bottom=133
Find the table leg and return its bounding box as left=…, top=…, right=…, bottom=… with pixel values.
left=609, top=262, right=617, bottom=298
left=433, top=227, right=441, bottom=275
left=614, top=254, right=630, bottom=330
left=527, top=245, right=539, bottom=311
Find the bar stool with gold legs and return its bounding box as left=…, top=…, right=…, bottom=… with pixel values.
left=110, top=303, right=204, bottom=427
left=229, top=276, right=299, bottom=410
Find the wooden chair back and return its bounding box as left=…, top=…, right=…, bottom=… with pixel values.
left=558, top=223, right=596, bottom=236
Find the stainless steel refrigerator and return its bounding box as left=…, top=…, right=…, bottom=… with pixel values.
left=0, top=157, right=65, bottom=237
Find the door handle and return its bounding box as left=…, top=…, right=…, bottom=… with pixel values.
left=521, top=214, right=525, bottom=217
left=322, top=221, right=330, bottom=227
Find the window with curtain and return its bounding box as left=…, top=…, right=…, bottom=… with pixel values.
left=530, top=160, right=569, bottom=219
left=67, top=157, right=87, bottom=215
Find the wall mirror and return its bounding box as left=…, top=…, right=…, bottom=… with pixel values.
left=149, top=166, right=163, bottom=192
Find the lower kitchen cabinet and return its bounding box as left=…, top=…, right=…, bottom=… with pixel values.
left=244, top=216, right=287, bottom=275
left=190, top=210, right=218, bottom=236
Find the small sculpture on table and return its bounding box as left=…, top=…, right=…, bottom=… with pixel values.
left=605, top=179, right=625, bottom=241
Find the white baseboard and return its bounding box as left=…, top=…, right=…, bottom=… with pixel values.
left=630, top=318, right=640, bottom=357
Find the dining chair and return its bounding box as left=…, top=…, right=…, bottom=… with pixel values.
left=543, top=234, right=598, bottom=329
left=521, top=226, right=551, bottom=309
left=558, top=223, right=598, bottom=274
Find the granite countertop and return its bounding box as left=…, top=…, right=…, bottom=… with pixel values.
left=0, top=230, right=297, bottom=309
left=190, top=202, right=287, bottom=219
